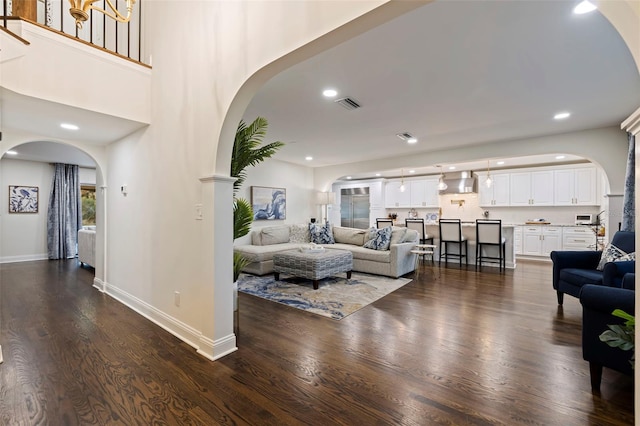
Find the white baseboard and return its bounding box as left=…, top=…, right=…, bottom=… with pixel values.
left=92, top=277, right=106, bottom=292
left=0, top=254, right=48, bottom=264
left=101, top=281, right=237, bottom=360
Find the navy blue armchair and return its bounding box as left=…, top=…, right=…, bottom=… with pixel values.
left=550, top=231, right=635, bottom=305
left=580, top=284, right=634, bottom=390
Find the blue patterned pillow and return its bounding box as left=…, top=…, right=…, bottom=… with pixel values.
left=309, top=222, right=335, bottom=244
left=363, top=226, right=392, bottom=251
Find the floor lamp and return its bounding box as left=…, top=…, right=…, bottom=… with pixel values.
left=316, top=191, right=336, bottom=223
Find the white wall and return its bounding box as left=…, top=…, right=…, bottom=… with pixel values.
left=234, top=159, right=315, bottom=245
left=0, top=159, right=53, bottom=263
left=79, top=167, right=96, bottom=185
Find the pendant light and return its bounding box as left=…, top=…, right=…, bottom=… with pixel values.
left=399, top=169, right=406, bottom=192
left=485, top=160, right=493, bottom=188
left=437, top=165, right=448, bottom=190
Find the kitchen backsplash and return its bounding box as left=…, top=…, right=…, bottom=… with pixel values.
left=386, top=193, right=603, bottom=225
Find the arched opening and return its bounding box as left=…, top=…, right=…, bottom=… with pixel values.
left=0, top=140, right=107, bottom=286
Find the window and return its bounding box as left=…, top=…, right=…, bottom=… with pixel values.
left=81, top=185, right=96, bottom=226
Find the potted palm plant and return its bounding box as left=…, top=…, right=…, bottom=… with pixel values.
left=231, top=117, right=284, bottom=281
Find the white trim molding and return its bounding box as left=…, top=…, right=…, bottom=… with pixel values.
left=621, top=105, right=640, bottom=135
left=101, top=280, right=237, bottom=360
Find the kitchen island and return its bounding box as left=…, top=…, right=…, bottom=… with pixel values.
left=425, top=223, right=516, bottom=268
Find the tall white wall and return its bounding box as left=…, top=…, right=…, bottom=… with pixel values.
left=0, top=159, right=53, bottom=263
left=103, top=0, right=407, bottom=360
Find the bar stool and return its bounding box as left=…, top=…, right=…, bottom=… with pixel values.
left=376, top=218, right=394, bottom=228
left=438, top=219, right=468, bottom=266
left=405, top=218, right=434, bottom=245
left=475, top=219, right=506, bottom=271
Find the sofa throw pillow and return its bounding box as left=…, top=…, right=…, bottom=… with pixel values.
left=596, top=243, right=628, bottom=271
left=616, top=251, right=636, bottom=262
left=390, top=226, right=407, bottom=245
left=365, top=227, right=378, bottom=242
left=363, top=226, right=393, bottom=251
left=333, top=226, right=366, bottom=246
left=402, top=229, right=419, bottom=243
left=261, top=225, right=291, bottom=246
left=289, top=224, right=311, bottom=243
left=309, top=222, right=335, bottom=244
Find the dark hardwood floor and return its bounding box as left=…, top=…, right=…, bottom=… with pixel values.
left=0, top=259, right=634, bottom=425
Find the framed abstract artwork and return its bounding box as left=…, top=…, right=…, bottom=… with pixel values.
left=9, top=185, right=39, bottom=213
left=251, top=186, right=286, bottom=220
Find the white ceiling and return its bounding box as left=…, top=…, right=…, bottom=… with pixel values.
left=3, top=2, right=638, bottom=177
left=1, top=87, right=148, bottom=168
left=243, top=1, right=640, bottom=180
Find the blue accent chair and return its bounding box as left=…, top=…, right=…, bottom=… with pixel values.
left=550, top=231, right=635, bottom=305
left=580, top=283, right=635, bottom=390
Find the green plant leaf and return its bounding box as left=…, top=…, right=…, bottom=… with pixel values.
left=233, top=252, right=250, bottom=282
left=234, top=198, right=253, bottom=240
left=231, top=117, right=285, bottom=196
left=612, top=309, right=635, bottom=326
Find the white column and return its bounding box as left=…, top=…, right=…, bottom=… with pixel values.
left=197, top=175, right=237, bottom=360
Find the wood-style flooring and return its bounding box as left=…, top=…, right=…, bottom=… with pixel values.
left=0, top=259, right=634, bottom=425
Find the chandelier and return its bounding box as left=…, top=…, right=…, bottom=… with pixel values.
left=69, top=0, right=137, bottom=29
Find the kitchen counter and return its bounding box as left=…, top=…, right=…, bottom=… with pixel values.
left=425, top=224, right=516, bottom=268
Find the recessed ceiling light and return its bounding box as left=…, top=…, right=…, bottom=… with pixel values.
left=448, top=166, right=456, bottom=170
left=573, top=0, right=597, bottom=14
left=6, top=150, right=17, bottom=155
left=346, top=176, right=352, bottom=180
left=554, top=112, right=571, bottom=120
left=497, top=161, right=505, bottom=165
left=305, top=156, right=313, bottom=161
left=556, top=155, right=566, bottom=160
left=409, top=170, right=415, bottom=174
left=375, top=173, right=381, bottom=177
left=60, top=123, right=79, bottom=130
left=323, top=89, right=337, bottom=98
left=407, top=138, right=418, bottom=144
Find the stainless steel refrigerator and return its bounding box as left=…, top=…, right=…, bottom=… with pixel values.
left=340, top=187, right=370, bottom=229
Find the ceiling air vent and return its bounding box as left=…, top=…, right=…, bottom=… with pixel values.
left=334, top=97, right=361, bottom=110
left=396, top=132, right=414, bottom=141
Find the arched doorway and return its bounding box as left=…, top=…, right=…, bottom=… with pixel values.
left=0, top=140, right=107, bottom=286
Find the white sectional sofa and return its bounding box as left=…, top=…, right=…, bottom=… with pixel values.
left=78, top=226, right=96, bottom=268
left=234, top=223, right=420, bottom=278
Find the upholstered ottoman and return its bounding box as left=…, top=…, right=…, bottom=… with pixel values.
left=273, top=249, right=353, bottom=289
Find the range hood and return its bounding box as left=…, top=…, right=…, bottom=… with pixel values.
left=439, top=171, right=478, bottom=194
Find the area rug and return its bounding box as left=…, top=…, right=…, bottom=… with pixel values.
left=236, top=272, right=412, bottom=320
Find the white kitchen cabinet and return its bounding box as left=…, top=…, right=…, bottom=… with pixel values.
left=368, top=181, right=384, bottom=209
left=554, top=167, right=597, bottom=206
left=562, top=226, right=596, bottom=251
left=410, top=178, right=439, bottom=207
left=478, top=173, right=510, bottom=206
left=385, top=181, right=411, bottom=208
left=522, top=225, right=562, bottom=256
left=510, top=171, right=553, bottom=206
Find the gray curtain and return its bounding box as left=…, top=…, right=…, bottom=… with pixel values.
left=621, top=132, right=635, bottom=232
left=47, top=163, right=82, bottom=259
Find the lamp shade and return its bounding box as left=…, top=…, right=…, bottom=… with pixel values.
left=316, top=191, right=336, bottom=205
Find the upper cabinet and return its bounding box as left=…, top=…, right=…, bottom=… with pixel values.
left=385, top=178, right=439, bottom=208
left=553, top=167, right=598, bottom=206
left=478, top=172, right=510, bottom=206
left=479, top=165, right=599, bottom=208
left=385, top=181, right=411, bottom=208
left=510, top=170, right=554, bottom=206
left=410, top=179, right=439, bottom=207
